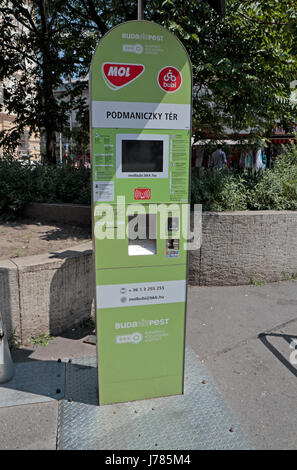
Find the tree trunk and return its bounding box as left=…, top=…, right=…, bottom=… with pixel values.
left=45, top=128, right=57, bottom=164
left=40, top=0, right=57, bottom=165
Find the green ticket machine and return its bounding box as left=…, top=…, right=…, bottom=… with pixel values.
left=90, top=20, right=192, bottom=405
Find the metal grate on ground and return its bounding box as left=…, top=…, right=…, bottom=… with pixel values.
left=0, top=361, right=65, bottom=408
left=57, top=347, right=253, bottom=450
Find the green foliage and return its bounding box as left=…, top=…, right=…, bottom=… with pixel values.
left=152, top=0, right=297, bottom=140
left=281, top=271, right=297, bottom=281
left=1, top=141, right=297, bottom=221
left=191, top=140, right=297, bottom=211
left=31, top=165, right=91, bottom=205
left=0, top=154, right=91, bottom=220
left=30, top=333, right=54, bottom=347
left=0, top=154, right=37, bottom=220
left=250, top=276, right=266, bottom=286
left=191, top=169, right=249, bottom=211
left=249, top=142, right=297, bottom=210
left=0, top=0, right=90, bottom=163
left=0, top=0, right=297, bottom=157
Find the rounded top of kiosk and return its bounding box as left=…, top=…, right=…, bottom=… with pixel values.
left=90, top=20, right=191, bottom=105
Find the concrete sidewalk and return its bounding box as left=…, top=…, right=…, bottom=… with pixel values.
left=186, top=280, right=297, bottom=450
left=0, top=280, right=296, bottom=450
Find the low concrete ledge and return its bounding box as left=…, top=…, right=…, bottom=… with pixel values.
left=0, top=260, right=21, bottom=343
left=21, top=206, right=297, bottom=287
left=0, top=243, right=94, bottom=344
left=23, top=202, right=91, bottom=227
left=2, top=208, right=296, bottom=343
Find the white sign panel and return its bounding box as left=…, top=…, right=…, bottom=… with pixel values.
left=97, top=279, right=186, bottom=309
left=92, top=101, right=191, bottom=130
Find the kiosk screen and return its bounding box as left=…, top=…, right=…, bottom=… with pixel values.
left=122, top=140, right=163, bottom=172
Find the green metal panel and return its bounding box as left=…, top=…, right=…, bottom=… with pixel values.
left=90, top=20, right=192, bottom=404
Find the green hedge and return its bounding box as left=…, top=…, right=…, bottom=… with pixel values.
left=0, top=155, right=91, bottom=220
left=249, top=144, right=297, bottom=210
left=191, top=141, right=297, bottom=211
left=0, top=141, right=297, bottom=220
left=191, top=169, right=251, bottom=211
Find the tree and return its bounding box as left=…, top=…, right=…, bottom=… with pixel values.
left=0, top=0, right=86, bottom=164
left=0, top=0, right=296, bottom=161
left=64, top=0, right=297, bottom=143
left=149, top=0, right=297, bottom=141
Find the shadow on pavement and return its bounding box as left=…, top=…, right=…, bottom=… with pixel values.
left=0, top=355, right=98, bottom=406
left=258, top=332, right=297, bottom=378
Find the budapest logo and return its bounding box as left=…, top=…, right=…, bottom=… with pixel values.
left=102, top=63, right=145, bottom=90
left=157, top=66, right=182, bottom=93
left=134, top=188, right=151, bottom=200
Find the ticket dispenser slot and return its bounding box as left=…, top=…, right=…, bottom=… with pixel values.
left=128, top=213, right=157, bottom=256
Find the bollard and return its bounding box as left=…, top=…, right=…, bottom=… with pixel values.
left=0, top=312, right=14, bottom=384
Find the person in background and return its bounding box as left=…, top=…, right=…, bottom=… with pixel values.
left=210, top=145, right=227, bottom=169
left=193, top=146, right=204, bottom=176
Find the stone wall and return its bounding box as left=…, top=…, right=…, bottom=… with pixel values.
left=189, top=211, right=297, bottom=286
left=23, top=202, right=91, bottom=227
left=1, top=207, right=296, bottom=343
left=0, top=244, right=94, bottom=344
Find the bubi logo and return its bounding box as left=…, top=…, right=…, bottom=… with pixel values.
left=102, top=63, right=145, bottom=90
left=158, top=66, right=182, bottom=93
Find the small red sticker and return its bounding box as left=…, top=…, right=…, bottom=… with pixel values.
left=134, top=189, right=151, bottom=200
left=102, top=63, right=145, bottom=90
left=157, top=66, right=182, bottom=93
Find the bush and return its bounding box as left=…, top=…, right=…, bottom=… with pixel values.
left=1, top=139, right=297, bottom=220
left=191, top=139, right=297, bottom=211
left=191, top=169, right=250, bottom=211
left=0, top=154, right=37, bottom=220
left=0, top=154, right=91, bottom=220
left=32, top=165, right=91, bottom=205
left=248, top=142, right=297, bottom=210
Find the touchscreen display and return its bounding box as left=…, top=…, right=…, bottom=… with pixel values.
left=122, top=140, right=163, bottom=172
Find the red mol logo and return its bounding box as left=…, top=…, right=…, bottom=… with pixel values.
left=102, top=63, right=145, bottom=90
left=157, top=66, right=182, bottom=93
left=134, top=188, right=151, bottom=200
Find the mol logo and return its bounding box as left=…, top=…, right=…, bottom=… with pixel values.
left=102, top=63, right=145, bottom=90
